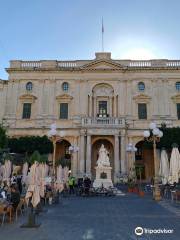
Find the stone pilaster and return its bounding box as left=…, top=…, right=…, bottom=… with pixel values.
left=114, top=134, right=120, bottom=181
left=120, top=134, right=126, bottom=174
left=79, top=131, right=85, bottom=176
left=86, top=134, right=91, bottom=176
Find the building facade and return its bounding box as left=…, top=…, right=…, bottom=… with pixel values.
left=1, top=52, right=180, bottom=181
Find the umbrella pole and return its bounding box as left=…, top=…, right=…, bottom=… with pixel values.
left=20, top=200, right=41, bottom=228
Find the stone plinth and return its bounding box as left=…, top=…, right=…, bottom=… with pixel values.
left=93, top=166, right=113, bottom=188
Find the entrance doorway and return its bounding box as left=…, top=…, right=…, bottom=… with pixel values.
left=135, top=141, right=154, bottom=181
left=55, top=140, right=71, bottom=169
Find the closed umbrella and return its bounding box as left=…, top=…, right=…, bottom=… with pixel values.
left=39, top=163, right=46, bottom=198
left=63, top=166, right=69, bottom=183
left=25, top=161, right=40, bottom=208
left=2, top=160, right=12, bottom=185
left=169, top=147, right=180, bottom=184
left=22, top=162, right=29, bottom=184
left=56, top=165, right=64, bottom=192
left=159, top=149, right=169, bottom=184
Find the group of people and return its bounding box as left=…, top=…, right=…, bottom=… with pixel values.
left=65, top=175, right=92, bottom=196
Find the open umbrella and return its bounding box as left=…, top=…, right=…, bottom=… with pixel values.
left=159, top=149, right=169, bottom=184
left=169, top=147, right=180, bottom=184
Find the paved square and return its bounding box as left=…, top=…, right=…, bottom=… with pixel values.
left=1, top=194, right=180, bottom=240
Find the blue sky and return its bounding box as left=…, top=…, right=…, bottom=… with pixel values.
left=0, top=0, right=180, bottom=79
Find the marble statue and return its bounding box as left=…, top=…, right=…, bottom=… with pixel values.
left=97, top=144, right=110, bottom=167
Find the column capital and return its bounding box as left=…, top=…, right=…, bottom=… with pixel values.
left=80, top=129, right=87, bottom=136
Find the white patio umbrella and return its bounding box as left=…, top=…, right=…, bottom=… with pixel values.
left=2, top=160, right=12, bottom=185
left=56, top=165, right=63, bottom=183
left=63, top=166, right=69, bottom=183
left=56, top=165, right=64, bottom=192
left=22, top=162, right=29, bottom=184
left=0, top=163, right=3, bottom=181
left=169, top=147, right=180, bottom=184
left=159, top=149, right=169, bottom=184
left=38, top=163, right=47, bottom=198
left=25, top=161, right=41, bottom=208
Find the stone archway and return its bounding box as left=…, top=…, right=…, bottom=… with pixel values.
left=55, top=139, right=71, bottom=169
left=135, top=141, right=154, bottom=181
left=91, top=139, right=114, bottom=180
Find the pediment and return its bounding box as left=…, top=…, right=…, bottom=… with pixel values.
left=56, top=94, right=73, bottom=101
left=81, top=60, right=123, bottom=70
left=19, top=94, right=37, bottom=101
left=133, top=94, right=151, bottom=103
left=171, top=94, right=180, bottom=102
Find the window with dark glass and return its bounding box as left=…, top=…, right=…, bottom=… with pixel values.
left=98, top=101, right=107, bottom=117
left=60, top=103, right=68, bottom=119
left=177, top=103, right=180, bottom=119
left=138, top=103, right=147, bottom=119
left=62, top=82, right=69, bottom=92
left=22, top=103, right=31, bottom=119
left=138, top=82, right=145, bottom=91
left=26, top=82, right=33, bottom=91
left=176, top=82, right=180, bottom=91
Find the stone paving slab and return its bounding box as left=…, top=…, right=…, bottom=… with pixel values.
left=0, top=194, right=180, bottom=240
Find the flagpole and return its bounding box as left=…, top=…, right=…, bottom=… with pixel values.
left=102, top=18, right=104, bottom=52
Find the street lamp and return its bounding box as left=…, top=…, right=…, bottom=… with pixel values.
left=126, top=143, right=137, bottom=177
left=143, top=122, right=163, bottom=201
left=48, top=123, right=65, bottom=181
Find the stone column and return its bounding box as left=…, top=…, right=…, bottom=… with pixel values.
left=79, top=132, right=85, bottom=176
left=109, top=96, right=112, bottom=116
left=114, top=134, right=120, bottom=182
left=86, top=134, right=91, bottom=176
left=114, top=95, right=117, bottom=117
left=71, top=137, right=78, bottom=177
left=89, top=95, right=92, bottom=117
left=94, top=97, right=96, bottom=117
left=120, top=134, right=126, bottom=174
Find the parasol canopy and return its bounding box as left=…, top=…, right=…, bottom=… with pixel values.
left=159, top=149, right=169, bottom=185
left=169, top=147, right=180, bottom=184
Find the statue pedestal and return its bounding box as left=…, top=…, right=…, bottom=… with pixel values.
left=93, top=166, right=113, bottom=188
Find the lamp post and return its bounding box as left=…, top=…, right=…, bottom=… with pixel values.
left=48, top=123, right=65, bottom=182
left=143, top=122, right=163, bottom=201
left=126, top=143, right=137, bottom=178
left=69, top=145, right=79, bottom=176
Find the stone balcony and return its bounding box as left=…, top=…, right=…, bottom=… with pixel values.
left=81, top=117, right=126, bottom=128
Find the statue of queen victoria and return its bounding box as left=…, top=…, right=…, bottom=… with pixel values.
left=97, top=144, right=110, bottom=167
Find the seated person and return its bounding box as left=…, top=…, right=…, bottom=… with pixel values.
left=10, top=184, right=20, bottom=211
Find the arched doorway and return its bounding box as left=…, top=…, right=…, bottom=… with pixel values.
left=55, top=140, right=71, bottom=170
left=91, top=139, right=114, bottom=180
left=135, top=141, right=154, bottom=181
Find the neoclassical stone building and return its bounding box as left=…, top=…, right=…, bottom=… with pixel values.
left=1, top=52, right=180, bottom=181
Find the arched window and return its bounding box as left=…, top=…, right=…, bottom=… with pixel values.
left=175, top=82, right=180, bottom=91
left=26, top=82, right=33, bottom=91
left=62, top=82, right=69, bottom=92
left=138, top=82, right=145, bottom=91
